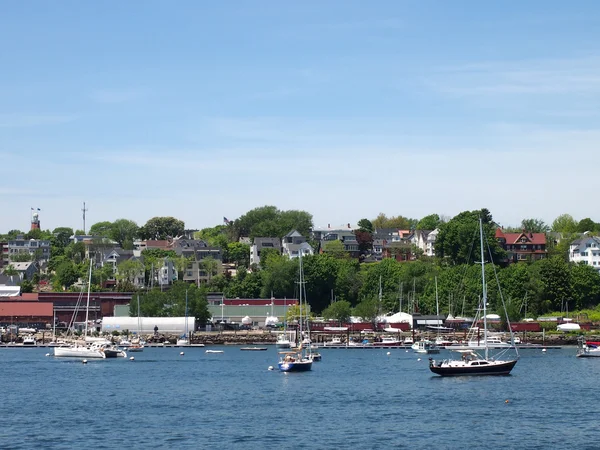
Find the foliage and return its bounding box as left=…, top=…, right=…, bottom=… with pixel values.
left=577, top=218, right=599, bottom=234
left=434, top=209, right=504, bottom=265
left=520, top=218, right=550, bottom=233
left=352, top=297, right=379, bottom=324
left=322, top=300, right=352, bottom=324
left=322, top=240, right=347, bottom=259
left=55, top=261, right=80, bottom=289
left=416, top=213, right=441, bottom=231
left=117, top=259, right=144, bottom=284
left=232, top=206, right=313, bottom=240
left=109, top=219, right=139, bottom=249
left=551, top=214, right=578, bottom=233
left=258, top=248, right=281, bottom=269
left=354, top=230, right=373, bottom=254
left=226, top=242, right=250, bottom=268
left=225, top=269, right=263, bottom=298
left=357, top=218, right=374, bottom=233
left=134, top=281, right=210, bottom=325
left=10, top=253, right=33, bottom=262
left=139, top=216, right=184, bottom=240
left=371, top=213, right=416, bottom=230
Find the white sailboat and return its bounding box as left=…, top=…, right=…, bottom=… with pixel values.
left=54, top=261, right=106, bottom=359
left=176, top=290, right=190, bottom=346
left=128, top=295, right=144, bottom=352
left=277, top=253, right=313, bottom=372
left=429, top=218, right=518, bottom=376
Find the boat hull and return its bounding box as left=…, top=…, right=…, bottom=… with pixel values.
left=278, top=360, right=312, bottom=372
left=429, top=359, right=517, bottom=376
left=54, top=347, right=106, bottom=359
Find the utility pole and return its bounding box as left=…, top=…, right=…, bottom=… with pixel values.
left=82, top=202, right=88, bottom=234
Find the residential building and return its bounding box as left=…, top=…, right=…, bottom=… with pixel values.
left=0, top=241, right=7, bottom=268
left=281, top=230, right=314, bottom=259
left=411, top=229, right=439, bottom=257
left=311, top=223, right=356, bottom=242
left=7, top=235, right=51, bottom=266
left=495, top=228, right=547, bottom=263
left=569, top=235, right=600, bottom=271
left=175, top=239, right=223, bottom=284
left=321, top=230, right=360, bottom=258
left=250, top=237, right=281, bottom=266
left=1, top=261, right=38, bottom=281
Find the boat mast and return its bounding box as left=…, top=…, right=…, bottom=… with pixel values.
left=184, top=289, right=188, bottom=340
left=84, top=260, right=92, bottom=339
left=398, top=281, right=403, bottom=313
left=435, top=276, right=440, bottom=339
left=479, top=218, right=489, bottom=360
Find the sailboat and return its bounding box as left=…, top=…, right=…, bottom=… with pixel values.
left=176, top=290, right=190, bottom=346
left=54, top=261, right=106, bottom=359
left=128, top=295, right=144, bottom=352
left=429, top=218, right=518, bottom=376
left=276, top=296, right=292, bottom=348
left=277, top=253, right=313, bottom=372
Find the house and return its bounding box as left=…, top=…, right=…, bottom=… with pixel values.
left=495, top=228, right=547, bottom=263
left=0, top=241, right=8, bottom=268
left=84, top=237, right=120, bottom=267
left=281, top=230, right=313, bottom=259
left=175, top=239, right=223, bottom=284
left=7, top=235, right=50, bottom=266
left=411, top=229, right=439, bottom=257
left=310, top=223, right=356, bottom=242
left=321, top=230, right=360, bottom=258
left=1, top=261, right=38, bottom=281
left=569, top=235, right=600, bottom=271
left=250, top=238, right=281, bottom=266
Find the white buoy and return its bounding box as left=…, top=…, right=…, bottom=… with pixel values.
left=82, top=359, right=88, bottom=364
left=542, top=348, right=547, bottom=353
left=417, top=358, right=421, bottom=361
left=180, top=351, right=184, bottom=356
left=387, top=352, right=391, bottom=356
left=45, top=353, right=50, bottom=357
left=405, top=350, right=409, bottom=353
left=129, top=356, right=135, bottom=361
left=268, top=366, right=274, bottom=371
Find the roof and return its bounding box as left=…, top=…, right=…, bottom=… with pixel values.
left=495, top=228, right=546, bottom=245
left=8, top=262, right=35, bottom=271
left=0, top=301, right=53, bottom=317
left=284, top=230, right=303, bottom=238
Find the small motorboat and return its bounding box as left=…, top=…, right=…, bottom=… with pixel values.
left=240, top=347, right=268, bottom=351
left=206, top=350, right=224, bottom=354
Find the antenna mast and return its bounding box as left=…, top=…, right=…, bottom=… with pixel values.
left=82, top=202, right=88, bottom=234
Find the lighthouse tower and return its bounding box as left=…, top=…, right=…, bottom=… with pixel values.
left=31, top=210, right=40, bottom=231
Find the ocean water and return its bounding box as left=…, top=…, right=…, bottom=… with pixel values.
left=0, top=346, right=597, bottom=450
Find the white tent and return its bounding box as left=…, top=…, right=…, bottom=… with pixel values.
left=242, top=316, right=252, bottom=325
left=265, top=316, right=279, bottom=326
left=0, top=286, right=20, bottom=297
left=102, top=316, right=195, bottom=334
left=384, top=312, right=413, bottom=325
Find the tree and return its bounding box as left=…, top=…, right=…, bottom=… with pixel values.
left=227, top=242, right=250, bottom=268
left=434, top=209, right=504, bottom=265
left=110, top=219, right=139, bottom=249
left=10, top=253, right=33, bottom=262
left=371, top=213, right=416, bottom=230
left=258, top=248, right=281, bottom=269
left=551, top=214, right=578, bottom=233
left=354, top=230, right=373, bottom=254
left=89, top=221, right=113, bottom=237
left=232, top=205, right=313, bottom=240
left=570, top=263, right=600, bottom=310
left=322, top=240, right=347, bottom=259
left=322, top=300, right=352, bottom=324
left=55, top=261, right=80, bottom=289
left=357, top=218, right=374, bottom=233
left=117, top=259, right=144, bottom=285
left=576, top=218, right=599, bottom=234
left=520, top=218, right=549, bottom=233
left=139, top=217, right=184, bottom=240
left=417, top=214, right=441, bottom=231
left=52, top=227, right=74, bottom=248
left=199, top=256, right=219, bottom=284
left=352, top=297, right=379, bottom=325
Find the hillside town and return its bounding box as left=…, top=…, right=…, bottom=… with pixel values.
left=1, top=206, right=599, bottom=338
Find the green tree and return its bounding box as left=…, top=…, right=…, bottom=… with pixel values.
left=258, top=247, right=281, bottom=269
left=110, top=219, right=139, bottom=249
left=322, top=300, right=352, bottom=324
left=89, top=221, right=113, bottom=237
left=520, top=218, right=550, bottom=233
left=357, top=218, right=374, bottom=233
left=3, top=264, right=18, bottom=284
left=570, top=263, right=600, bottom=310
left=417, top=213, right=441, bottom=230
left=227, top=242, right=250, bottom=268
left=353, top=297, right=379, bottom=325
left=232, top=206, right=313, bottom=240
left=200, top=256, right=219, bottom=284
left=55, top=261, right=80, bottom=289
left=322, top=240, right=347, bottom=259
left=435, top=209, right=504, bottom=265
left=117, top=259, right=144, bottom=285
left=576, top=218, right=599, bottom=234
left=551, top=214, right=578, bottom=233
left=225, top=269, right=263, bottom=298
left=10, top=253, right=33, bottom=262
left=371, top=213, right=416, bottom=230
left=139, top=216, right=185, bottom=240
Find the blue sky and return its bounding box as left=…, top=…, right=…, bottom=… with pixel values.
left=1, top=1, right=599, bottom=233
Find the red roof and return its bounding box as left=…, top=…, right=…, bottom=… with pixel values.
left=0, top=302, right=53, bottom=317
left=19, top=293, right=39, bottom=301
left=495, top=228, right=546, bottom=245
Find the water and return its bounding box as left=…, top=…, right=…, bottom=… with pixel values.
left=0, top=346, right=597, bottom=449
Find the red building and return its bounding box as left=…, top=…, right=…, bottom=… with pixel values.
left=495, top=228, right=547, bottom=263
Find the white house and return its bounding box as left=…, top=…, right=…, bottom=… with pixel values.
left=411, top=228, right=439, bottom=257
left=250, top=237, right=281, bottom=266
left=569, top=235, right=600, bottom=271
left=281, top=230, right=313, bottom=259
